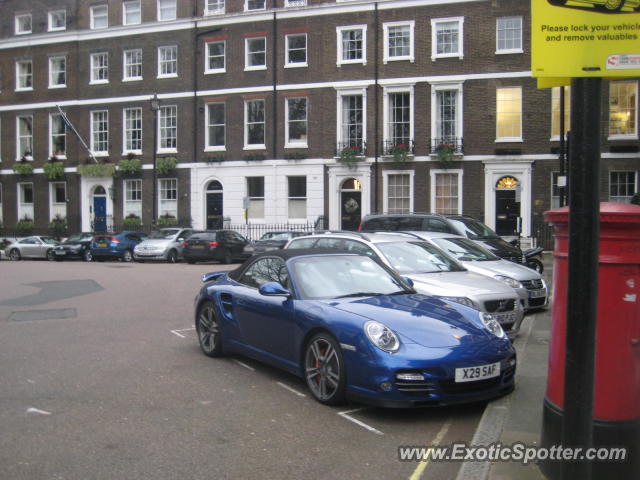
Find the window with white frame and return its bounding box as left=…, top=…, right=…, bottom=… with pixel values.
left=17, top=115, right=33, bottom=159
left=15, top=14, right=32, bottom=35
left=123, top=1, right=141, bottom=25
left=246, top=0, right=265, bottom=11
left=431, top=83, right=463, bottom=147
left=50, top=182, right=67, bottom=220
left=49, top=56, right=66, bottom=88
left=247, top=177, right=265, bottom=219
left=90, top=52, right=109, bottom=84
left=19, top=183, right=34, bottom=221
left=158, top=46, right=177, bottom=78
left=496, top=86, right=522, bottom=141
left=385, top=89, right=412, bottom=152
left=286, top=97, right=308, bottom=147
left=383, top=22, right=414, bottom=63
left=285, top=0, right=307, bottom=6
left=124, top=49, right=143, bottom=81
left=16, top=60, right=33, bottom=90
left=285, top=33, right=307, bottom=67
left=288, top=176, right=307, bottom=219
left=610, top=171, right=637, bottom=203
left=158, top=0, right=177, bottom=21
left=431, top=17, right=464, bottom=60
left=609, top=80, right=637, bottom=138
left=159, top=106, right=177, bottom=151
left=206, top=103, right=225, bottom=150
left=337, top=25, right=367, bottom=65
left=159, top=178, right=178, bottom=218
left=90, top=5, right=108, bottom=29
left=385, top=172, right=412, bottom=213
left=50, top=113, right=66, bottom=157
left=338, top=91, right=365, bottom=150
left=551, top=86, right=571, bottom=139
left=496, top=17, right=522, bottom=54
left=245, top=100, right=265, bottom=148
left=124, top=108, right=142, bottom=153
left=245, top=37, right=266, bottom=70
left=91, top=110, right=109, bottom=155
left=48, top=10, right=66, bottom=31
left=206, top=0, right=225, bottom=15
left=124, top=179, right=142, bottom=217
left=431, top=170, right=462, bottom=214
left=205, top=41, right=225, bottom=73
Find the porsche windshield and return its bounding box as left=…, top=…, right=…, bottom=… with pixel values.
left=291, top=255, right=407, bottom=300
left=376, top=241, right=465, bottom=274
left=431, top=237, right=500, bottom=262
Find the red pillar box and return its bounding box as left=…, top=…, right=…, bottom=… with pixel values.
left=541, top=202, right=640, bottom=479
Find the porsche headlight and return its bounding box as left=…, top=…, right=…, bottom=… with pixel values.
left=479, top=312, right=505, bottom=338
left=439, top=296, right=478, bottom=309
left=494, top=275, right=522, bottom=289
left=364, top=321, right=400, bottom=353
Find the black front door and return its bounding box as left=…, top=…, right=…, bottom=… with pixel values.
left=495, top=190, right=520, bottom=236
left=341, top=191, right=362, bottom=231
left=206, top=192, right=223, bottom=229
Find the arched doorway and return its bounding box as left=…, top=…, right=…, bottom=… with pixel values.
left=92, top=185, right=108, bottom=232
left=206, top=180, right=223, bottom=229
left=340, top=178, right=362, bottom=231
left=495, top=176, right=521, bottom=236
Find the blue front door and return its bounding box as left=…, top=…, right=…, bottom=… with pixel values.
left=93, top=196, right=107, bottom=232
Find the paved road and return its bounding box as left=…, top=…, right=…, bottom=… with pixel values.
left=0, top=259, right=486, bottom=480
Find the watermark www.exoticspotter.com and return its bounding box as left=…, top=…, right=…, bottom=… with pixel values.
left=398, top=442, right=628, bottom=465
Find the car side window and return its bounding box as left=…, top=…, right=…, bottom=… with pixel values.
left=125, top=234, right=137, bottom=241
left=288, top=238, right=317, bottom=249
left=426, top=218, right=451, bottom=233
left=238, top=257, right=288, bottom=289
left=315, top=238, right=345, bottom=250
left=343, top=240, right=374, bottom=256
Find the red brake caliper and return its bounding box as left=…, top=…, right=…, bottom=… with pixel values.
left=316, top=346, right=325, bottom=383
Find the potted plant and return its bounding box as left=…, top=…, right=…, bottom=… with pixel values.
left=122, top=213, right=143, bottom=230
left=435, top=143, right=456, bottom=165
left=118, top=157, right=142, bottom=175
left=78, top=162, right=116, bottom=177
left=16, top=216, right=34, bottom=235
left=13, top=161, right=34, bottom=176
left=48, top=214, right=67, bottom=238
left=44, top=160, right=65, bottom=180
left=156, top=157, right=178, bottom=175
left=157, top=214, right=178, bottom=227
left=388, top=144, right=411, bottom=163
left=338, top=145, right=363, bottom=169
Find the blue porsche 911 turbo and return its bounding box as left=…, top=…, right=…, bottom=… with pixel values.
left=194, top=250, right=516, bottom=408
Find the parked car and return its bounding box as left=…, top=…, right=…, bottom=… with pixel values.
left=52, top=232, right=95, bottom=261
left=194, top=250, right=516, bottom=407
left=133, top=227, right=194, bottom=263
left=404, top=231, right=549, bottom=311
left=250, top=231, right=308, bottom=254
left=547, top=0, right=640, bottom=13
left=285, top=232, right=525, bottom=336
left=90, top=231, right=148, bottom=262
left=359, top=213, right=524, bottom=264
left=182, top=230, right=251, bottom=264
left=6, top=236, right=60, bottom=261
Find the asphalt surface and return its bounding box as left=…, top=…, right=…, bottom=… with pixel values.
left=0, top=259, right=487, bottom=480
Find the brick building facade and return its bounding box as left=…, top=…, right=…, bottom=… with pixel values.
left=0, top=0, right=638, bottom=243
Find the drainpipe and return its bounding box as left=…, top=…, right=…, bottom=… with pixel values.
left=373, top=2, right=380, bottom=213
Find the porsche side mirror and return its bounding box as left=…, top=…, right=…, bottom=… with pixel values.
left=259, top=282, right=291, bottom=297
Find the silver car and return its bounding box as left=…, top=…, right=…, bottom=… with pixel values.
left=133, top=228, right=194, bottom=263
left=6, top=236, right=60, bottom=261
left=285, top=232, right=524, bottom=336
left=404, top=231, right=549, bottom=311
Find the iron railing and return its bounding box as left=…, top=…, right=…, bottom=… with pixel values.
left=383, top=139, right=415, bottom=156
left=430, top=137, right=464, bottom=155
left=335, top=140, right=367, bottom=157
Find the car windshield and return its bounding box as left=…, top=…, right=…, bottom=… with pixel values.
left=376, top=241, right=465, bottom=274
left=291, top=255, right=407, bottom=300
left=447, top=218, right=501, bottom=240
left=41, top=237, right=59, bottom=245
left=431, top=237, right=499, bottom=262
left=148, top=229, right=180, bottom=239
left=67, top=233, right=93, bottom=242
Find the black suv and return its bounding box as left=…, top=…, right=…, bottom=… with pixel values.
left=52, top=232, right=95, bottom=261
left=182, top=230, right=252, bottom=264
left=359, top=213, right=524, bottom=263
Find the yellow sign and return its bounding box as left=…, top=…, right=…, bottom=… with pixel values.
left=532, top=0, right=640, bottom=77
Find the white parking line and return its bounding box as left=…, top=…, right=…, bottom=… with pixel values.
left=276, top=382, right=307, bottom=397
left=232, top=359, right=256, bottom=372
left=338, top=408, right=384, bottom=436
left=170, top=327, right=196, bottom=338
left=27, top=408, right=51, bottom=416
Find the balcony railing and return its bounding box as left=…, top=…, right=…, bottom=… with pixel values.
left=383, top=139, right=415, bottom=156
left=335, top=140, right=367, bottom=157
left=430, top=137, right=464, bottom=155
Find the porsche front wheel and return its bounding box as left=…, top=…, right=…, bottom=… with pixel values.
left=304, top=333, right=346, bottom=405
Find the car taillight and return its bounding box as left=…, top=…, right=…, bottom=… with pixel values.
left=357, top=221, right=363, bottom=232
left=208, top=241, right=219, bottom=247
left=182, top=241, right=189, bottom=247
left=111, top=237, right=120, bottom=244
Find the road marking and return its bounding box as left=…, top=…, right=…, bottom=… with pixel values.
left=276, top=382, right=307, bottom=397
left=338, top=408, right=384, bottom=436
left=170, top=327, right=195, bottom=338
left=27, top=408, right=51, bottom=416
left=409, top=419, right=452, bottom=480
left=232, top=359, right=255, bottom=372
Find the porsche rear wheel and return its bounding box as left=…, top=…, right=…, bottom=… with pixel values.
left=304, top=333, right=346, bottom=405
left=197, top=301, right=223, bottom=357
left=46, top=249, right=55, bottom=261
left=9, top=249, right=21, bottom=261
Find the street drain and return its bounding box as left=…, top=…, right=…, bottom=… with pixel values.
left=8, top=308, right=78, bottom=322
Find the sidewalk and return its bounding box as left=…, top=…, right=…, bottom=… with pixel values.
left=456, top=254, right=554, bottom=480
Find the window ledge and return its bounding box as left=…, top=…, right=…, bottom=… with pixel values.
left=337, top=60, right=367, bottom=67
left=204, top=147, right=226, bottom=152
left=495, top=49, right=523, bottom=55
left=244, top=66, right=267, bottom=72
left=48, top=84, right=67, bottom=89
left=123, top=77, right=143, bottom=82
left=121, top=151, right=142, bottom=156
left=384, top=56, right=414, bottom=64
left=157, top=74, right=178, bottom=79
left=608, top=135, right=639, bottom=141
left=284, top=63, right=308, bottom=69
left=431, top=54, right=464, bottom=61
left=495, top=138, right=523, bottom=143
left=204, top=69, right=226, bottom=75
left=243, top=145, right=266, bottom=151
left=285, top=143, right=308, bottom=149
left=15, top=87, right=34, bottom=92
left=90, top=80, right=109, bottom=85
left=157, top=148, right=178, bottom=154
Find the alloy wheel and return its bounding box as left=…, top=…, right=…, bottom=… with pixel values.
left=197, top=302, right=222, bottom=357
left=9, top=249, right=21, bottom=261
left=304, top=334, right=345, bottom=405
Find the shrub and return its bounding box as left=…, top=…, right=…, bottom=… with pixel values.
left=48, top=214, right=67, bottom=236
left=44, top=161, right=65, bottom=180
left=156, top=157, right=178, bottom=175
left=16, top=217, right=34, bottom=235
left=78, top=163, right=116, bottom=177
left=122, top=214, right=143, bottom=230
left=13, top=162, right=34, bottom=176
left=157, top=215, right=178, bottom=227
left=118, top=158, right=142, bottom=175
